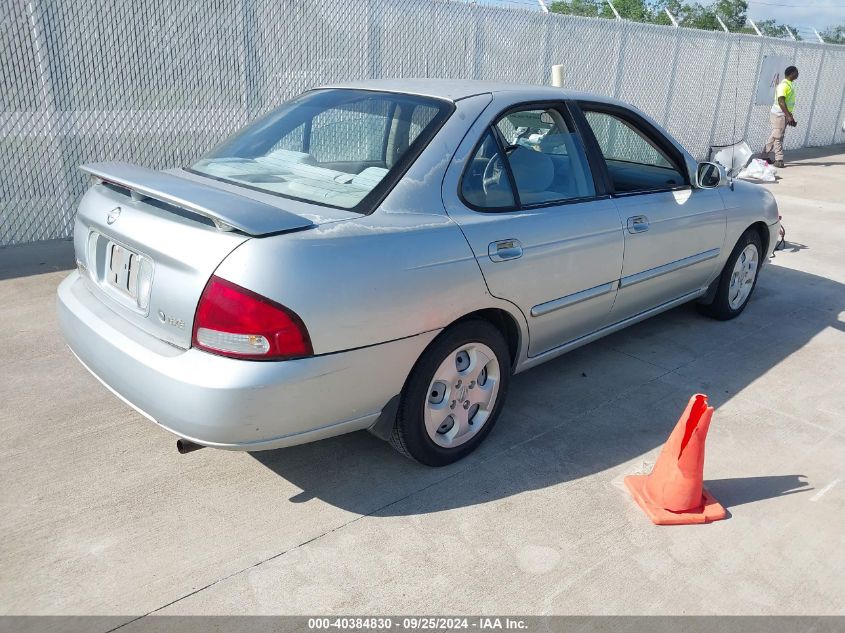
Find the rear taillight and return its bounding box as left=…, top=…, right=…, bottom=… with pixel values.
left=192, top=276, right=312, bottom=360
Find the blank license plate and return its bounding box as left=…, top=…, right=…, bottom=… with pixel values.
left=107, top=241, right=141, bottom=300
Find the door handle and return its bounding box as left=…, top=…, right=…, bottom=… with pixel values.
left=627, top=215, right=650, bottom=233
left=488, top=239, right=523, bottom=262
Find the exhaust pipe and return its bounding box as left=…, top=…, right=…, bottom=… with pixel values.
left=176, top=438, right=205, bottom=454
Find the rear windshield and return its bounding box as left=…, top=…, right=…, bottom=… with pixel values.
left=189, top=89, right=453, bottom=213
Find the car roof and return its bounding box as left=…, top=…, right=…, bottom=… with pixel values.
left=319, top=78, right=622, bottom=105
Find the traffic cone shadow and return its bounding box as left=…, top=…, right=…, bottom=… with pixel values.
left=625, top=394, right=727, bottom=525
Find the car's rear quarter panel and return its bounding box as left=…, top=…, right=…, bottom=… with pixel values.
left=214, top=211, right=517, bottom=356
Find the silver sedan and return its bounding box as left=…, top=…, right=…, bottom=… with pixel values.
left=58, top=80, right=780, bottom=466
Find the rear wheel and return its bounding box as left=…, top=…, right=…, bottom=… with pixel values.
left=698, top=229, right=763, bottom=320
left=390, top=320, right=511, bottom=466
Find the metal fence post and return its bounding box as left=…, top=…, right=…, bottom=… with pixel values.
left=241, top=0, right=259, bottom=118
left=661, top=25, right=683, bottom=128
left=472, top=6, right=486, bottom=80
left=740, top=37, right=765, bottom=146
left=803, top=47, right=827, bottom=147
left=542, top=12, right=554, bottom=85
left=612, top=22, right=627, bottom=99
left=836, top=82, right=845, bottom=144
left=25, top=0, right=73, bottom=239
left=707, top=35, right=734, bottom=148
left=367, top=0, right=382, bottom=79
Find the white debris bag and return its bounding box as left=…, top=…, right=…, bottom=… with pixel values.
left=737, top=158, right=778, bottom=182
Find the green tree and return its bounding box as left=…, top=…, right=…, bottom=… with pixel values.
left=549, top=0, right=656, bottom=21
left=820, top=22, right=845, bottom=44
left=599, top=0, right=654, bottom=21
left=756, top=19, right=802, bottom=41
left=650, top=0, right=684, bottom=26
left=712, top=0, right=747, bottom=30
left=548, top=0, right=603, bottom=18
left=659, top=0, right=747, bottom=31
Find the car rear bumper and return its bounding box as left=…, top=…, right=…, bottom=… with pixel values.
left=57, top=271, right=438, bottom=450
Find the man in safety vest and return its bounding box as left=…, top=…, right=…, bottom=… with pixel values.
left=763, top=66, right=799, bottom=169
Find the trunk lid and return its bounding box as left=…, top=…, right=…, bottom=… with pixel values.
left=73, top=162, right=320, bottom=349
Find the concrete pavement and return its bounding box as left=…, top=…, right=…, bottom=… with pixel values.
left=1, top=146, right=843, bottom=621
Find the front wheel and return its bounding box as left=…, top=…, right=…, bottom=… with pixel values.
left=698, top=229, right=763, bottom=320
left=390, top=320, right=511, bottom=466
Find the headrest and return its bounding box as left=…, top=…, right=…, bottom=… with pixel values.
left=507, top=147, right=554, bottom=193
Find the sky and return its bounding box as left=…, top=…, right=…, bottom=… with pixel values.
left=741, top=0, right=845, bottom=32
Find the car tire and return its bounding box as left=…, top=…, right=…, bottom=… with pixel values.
left=389, top=320, right=511, bottom=466
left=698, top=229, right=763, bottom=320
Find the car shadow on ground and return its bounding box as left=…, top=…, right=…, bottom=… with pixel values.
left=249, top=262, right=840, bottom=517
left=777, top=240, right=809, bottom=253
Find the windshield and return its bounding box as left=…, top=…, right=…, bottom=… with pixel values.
left=190, top=89, right=453, bottom=213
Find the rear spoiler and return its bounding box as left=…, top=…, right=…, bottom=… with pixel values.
left=79, top=162, right=315, bottom=236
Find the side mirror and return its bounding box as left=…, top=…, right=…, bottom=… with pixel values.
left=696, top=162, right=726, bottom=189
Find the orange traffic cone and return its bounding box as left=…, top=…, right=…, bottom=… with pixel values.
left=625, top=394, right=727, bottom=525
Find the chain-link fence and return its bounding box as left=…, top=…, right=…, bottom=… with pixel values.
left=2, top=0, right=844, bottom=246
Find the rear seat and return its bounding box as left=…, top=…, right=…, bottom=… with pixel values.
left=205, top=150, right=391, bottom=206
left=350, top=167, right=388, bottom=188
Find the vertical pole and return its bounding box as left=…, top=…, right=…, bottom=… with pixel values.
left=707, top=36, right=733, bottom=149
left=784, top=25, right=796, bottom=41
left=542, top=15, right=554, bottom=84
left=241, top=0, right=259, bottom=117
left=612, top=23, right=627, bottom=98
left=537, top=0, right=549, bottom=14
left=740, top=38, right=764, bottom=145
left=803, top=47, right=826, bottom=147
left=812, top=29, right=824, bottom=44
left=472, top=5, right=486, bottom=80
left=606, top=1, right=622, bottom=20
left=715, top=15, right=729, bottom=33
left=661, top=27, right=682, bottom=128
left=836, top=82, right=845, bottom=144
left=367, top=0, right=382, bottom=80
left=26, top=0, right=72, bottom=240
left=609, top=21, right=628, bottom=152
left=748, top=19, right=763, bottom=37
